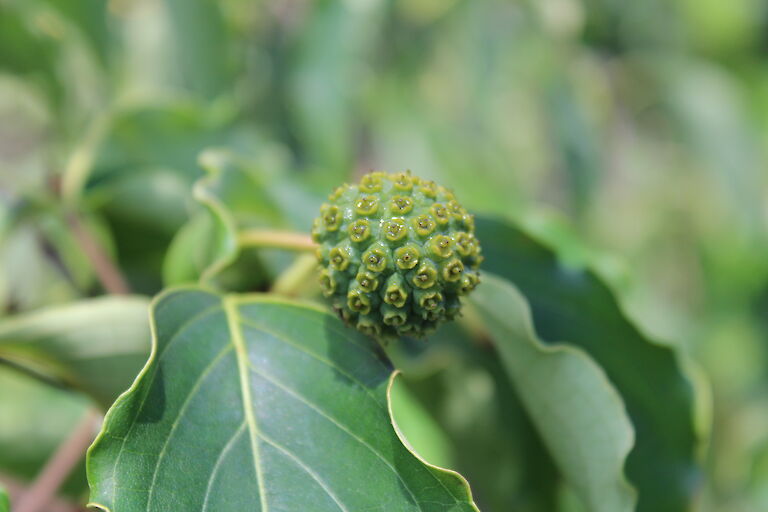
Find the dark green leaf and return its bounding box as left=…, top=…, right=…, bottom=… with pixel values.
left=87, top=289, right=478, bottom=511
left=471, top=273, right=636, bottom=511
left=476, top=216, right=703, bottom=511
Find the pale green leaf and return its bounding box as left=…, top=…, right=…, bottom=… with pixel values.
left=289, top=0, right=383, bottom=187
left=0, top=296, right=151, bottom=408
left=389, top=375, right=453, bottom=470
left=476, top=216, right=704, bottom=511
left=470, top=273, right=636, bottom=512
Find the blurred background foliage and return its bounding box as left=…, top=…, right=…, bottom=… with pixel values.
left=0, top=0, right=767, bottom=510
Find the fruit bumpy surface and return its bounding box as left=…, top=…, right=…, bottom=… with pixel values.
left=312, top=171, right=482, bottom=340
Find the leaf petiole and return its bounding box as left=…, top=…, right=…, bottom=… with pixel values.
left=238, top=230, right=317, bottom=252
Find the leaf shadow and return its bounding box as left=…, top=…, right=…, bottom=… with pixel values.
left=322, top=314, right=430, bottom=509
left=134, top=364, right=166, bottom=424
left=322, top=313, right=392, bottom=390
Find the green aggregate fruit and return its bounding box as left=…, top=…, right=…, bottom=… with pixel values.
left=312, top=171, right=482, bottom=339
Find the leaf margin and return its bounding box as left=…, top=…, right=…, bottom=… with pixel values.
left=85, top=285, right=480, bottom=511
left=469, top=272, right=638, bottom=512
left=386, top=370, right=480, bottom=512
left=475, top=214, right=710, bottom=509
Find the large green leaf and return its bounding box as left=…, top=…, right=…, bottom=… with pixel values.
left=0, top=296, right=150, bottom=408
left=386, top=317, right=563, bottom=512
left=475, top=216, right=703, bottom=511
left=87, top=289, right=478, bottom=511
left=470, top=273, right=636, bottom=512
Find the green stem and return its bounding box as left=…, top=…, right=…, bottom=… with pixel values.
left=238, top=230, right=317, bottom=252
left=271, top=253, right=319, bottom=297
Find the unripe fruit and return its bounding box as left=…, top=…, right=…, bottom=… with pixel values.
left=312, top=171, right=482, bottom=339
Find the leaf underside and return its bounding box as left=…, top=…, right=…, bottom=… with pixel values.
left=87, top=288, right=478, bottom=512
left=471, top=274, right=636, bottom=512
left=475, top=216, right=701, bottom=511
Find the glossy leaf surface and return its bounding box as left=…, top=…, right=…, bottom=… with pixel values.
left=87, top=289, right=478, bottom=511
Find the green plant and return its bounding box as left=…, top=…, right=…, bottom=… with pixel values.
left=9, top=1, right=768, bottom=511
left=1, top=153, right=706, bottom=511
left=0, top=128, right=711, bottom=512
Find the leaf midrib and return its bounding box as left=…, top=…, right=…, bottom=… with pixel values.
left=226, top=300, right=436, bottom=511
left=224, top=296, right=269, bottom=512
left=92, top=292, right=479, bottom=512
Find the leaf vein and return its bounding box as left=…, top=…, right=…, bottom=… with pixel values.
left=238, top=318, right=387, bottom=411
left=225, top=297, right=269, bottom=512
left=145, top=345, right=234, bottom=509
left=108, top=303, right=223, bottom=504
left=248, top=364, right=423, bottom=509
left=258, top=431, right=350, bottom=512
left=202, top=421, right=248, bottom=512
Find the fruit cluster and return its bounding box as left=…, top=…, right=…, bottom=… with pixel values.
left=312, top=171, right=482, bottom=339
